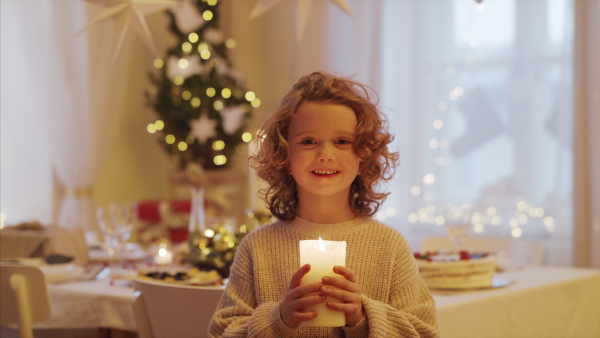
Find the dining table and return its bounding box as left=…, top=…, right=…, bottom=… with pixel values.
left=10, top=262, right=600, bottom=338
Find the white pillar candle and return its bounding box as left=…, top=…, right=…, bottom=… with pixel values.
left=299, top=238, right=347, bottom=327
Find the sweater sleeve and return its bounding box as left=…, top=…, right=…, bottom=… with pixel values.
left=348, top=234, right=439, bottom=338
left=208, top=237, right=298, bottom=338
left=359, top=278, right=438, bottom=337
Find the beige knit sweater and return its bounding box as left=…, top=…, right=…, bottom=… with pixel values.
left=208, top=216, right=439, bottom=337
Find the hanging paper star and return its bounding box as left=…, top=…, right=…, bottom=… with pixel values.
left=189, top=114, right=218, bottom=144
left=79, top=0, right=178, bottom=63
left=249, top=0, right=353, bottom=41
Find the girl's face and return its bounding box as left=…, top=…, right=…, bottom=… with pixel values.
left=287, top=102, right=360, bottom=202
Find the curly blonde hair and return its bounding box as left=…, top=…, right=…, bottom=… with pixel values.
left=249, top=71, right=399, bottom=221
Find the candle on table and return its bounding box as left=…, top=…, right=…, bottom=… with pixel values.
left=154, top=244, right=173, bottom=265
left=299, top=237, right=347, bottom=327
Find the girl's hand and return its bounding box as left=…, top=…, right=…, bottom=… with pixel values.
left=280, top=264, right=327, bottom=328
left=321, top=265, right=364, bottom=326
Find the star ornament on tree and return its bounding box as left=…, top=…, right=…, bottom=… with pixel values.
left=249, top=0, right=353, bottom=41
left=79, top=0, right=179, bottom=63
left=189, top=114, right=218, bottom=144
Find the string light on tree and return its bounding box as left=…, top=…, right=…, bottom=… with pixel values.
left=146, top=0, right=259, bottom=169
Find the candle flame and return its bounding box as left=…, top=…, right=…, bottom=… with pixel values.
left=158, top=247, right=167, bottom=257
left=318, top=237, right=326, bottom=251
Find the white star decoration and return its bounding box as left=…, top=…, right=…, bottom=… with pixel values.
left=79, top=0, right=178, bottom=62
left=249, top=0, right=353, bottom=41
left=219, top=105, right=246, bottom=135
left=189, top=114, right=217, bottom=144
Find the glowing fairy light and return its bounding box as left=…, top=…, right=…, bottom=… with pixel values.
left=242, top=132, right=252, bottom=142
left=203, top=10, right=213, bottom=21
left=245, top=91, right=256, bottom=101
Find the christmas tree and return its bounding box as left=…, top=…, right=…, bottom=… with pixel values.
left=146, top=0, right=258, bottom=170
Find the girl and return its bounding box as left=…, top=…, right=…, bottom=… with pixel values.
left=209, top=71, right=438, bottom=337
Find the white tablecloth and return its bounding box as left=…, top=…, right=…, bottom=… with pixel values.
left=38, top=273, right=136, bottom=331
left=433, top=266, right=600, bottom=338
left=29, top=266, right=600, bottom=336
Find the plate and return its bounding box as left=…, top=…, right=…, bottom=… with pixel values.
left=40, top=263, right=84, bottom=284
left=428, top=277, right=513, bottom=291
left=136, top=269, right=222, bottom=286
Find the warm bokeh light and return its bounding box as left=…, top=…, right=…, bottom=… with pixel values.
left=511, top=228, right=523, bottom=238
left=198, top=42, right=209, bottom=51
left=212, top=140, right=225, bottom=151
left=213, top=155, right=227, bottom=165
left=191, top=97, right=201, bottom=107
left=221, top=88, right=232, bottom=98
left=250, top=98, right=261, bottom=108
left=225, top=38, right=236, bottom=49
left=165, top=134, right=175, bottom=144
left=203, top=10, right=213, bottom=21
left=410, top=186, right=421, bottom=196
left=245, top=91, right=256, bottom=101
left=182, top=91, right=192, bottom=100
left=173, top=76, right=184, bottom=85
left=154, top=120, right=164, bottom=130
left=178, top=141, right=188, bottom=151
left=153, top=59, right=164, bottom=68
left=206, top=87, right=216, bottom=97
left=186, top=135, right=195, bottom=144
left=188, top=33, right=199, bottom=43
left=200, top=49, right=211, bottom=60
left=242, top=132, right=252, bottom=142
left=213, top=100, right=223, bottom=110
left=178, top=58, right=189, bottom=69
left=147, top=123, right=157, bottom=133
left=474, top=223, right=484, bottom=233
left=423, top=173, right=435, bottom=185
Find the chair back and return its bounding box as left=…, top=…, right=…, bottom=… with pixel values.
left=132, top=278, right=224, bottom=338
left=421, top=236, right=544, bottom=267
left=0, top=264, right=51, bottom=338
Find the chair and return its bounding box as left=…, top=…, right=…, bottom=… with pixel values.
left=132, top=278, right=224, bottom=338
left=421, top=236, right=544, bottom=268
left=0, top=264, right=51, bottom=338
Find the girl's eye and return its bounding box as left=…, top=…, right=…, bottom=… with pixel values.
left=300, top=139, right=316, bottom=145
left=335, top=139, right=352, bottom=145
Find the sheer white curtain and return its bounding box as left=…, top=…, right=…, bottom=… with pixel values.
left=231, top=0, right=576, bottom=266
left=1, top=0, right=127, bottom=230
left=376, top=0, right=575, bottom=267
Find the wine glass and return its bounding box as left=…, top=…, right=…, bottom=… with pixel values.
left=96, top=203, right=137, bottom=270
left=443, top=204, right=472, bottom=252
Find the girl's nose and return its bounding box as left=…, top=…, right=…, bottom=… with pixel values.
left=317, top=143, right=336, bottom=161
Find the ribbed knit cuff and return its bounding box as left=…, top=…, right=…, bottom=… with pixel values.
left=343, top=313, right=368, bottom=338
left=248, top=302, right=297, bottom=338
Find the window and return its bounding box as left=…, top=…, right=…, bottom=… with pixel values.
left=377, top=0, right=574, bottom=266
